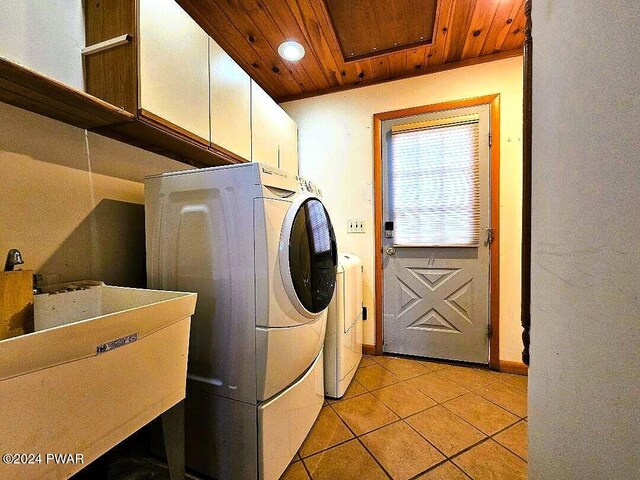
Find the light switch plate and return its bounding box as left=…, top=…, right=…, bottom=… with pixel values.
left=348, top=219, right=365, bottom=233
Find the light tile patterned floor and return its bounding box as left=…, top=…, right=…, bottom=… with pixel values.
left=283, top=355, right=528, bottom=480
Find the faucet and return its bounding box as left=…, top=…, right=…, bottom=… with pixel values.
left=4, top=249, right=24, bottom=272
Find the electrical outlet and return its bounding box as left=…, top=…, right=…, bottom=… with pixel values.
left=347, top=219, right=365, bottom=233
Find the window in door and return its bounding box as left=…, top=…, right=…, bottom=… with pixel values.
left=389, top=114, right=481, bottom=247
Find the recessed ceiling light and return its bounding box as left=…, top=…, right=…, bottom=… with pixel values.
left=278, top=41, right=305, bottom=61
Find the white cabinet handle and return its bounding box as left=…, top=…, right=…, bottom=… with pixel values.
left=82, top=34, right=132, bottom=56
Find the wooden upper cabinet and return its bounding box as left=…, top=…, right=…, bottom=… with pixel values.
left=84, top=0, right=138, bottom=114
left=209, top=39, right=251, bottom=161
left=276, top=108, right=298, bottom=175
left=138, top=0, right=209, bottom=142
left=251, top=80, right=280, bottom=168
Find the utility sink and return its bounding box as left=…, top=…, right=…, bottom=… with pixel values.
left=0, top=284, right=196, bottom=480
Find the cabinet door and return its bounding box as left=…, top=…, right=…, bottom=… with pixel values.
left=209, top=38, right=251, bottom=160
left=276, top=107, right=298, bottom=175
left=0, top=0, right=85, bottom=91
left=251, top=81, right=279, bottom=168
left=138, top=0, right=209, bottom=142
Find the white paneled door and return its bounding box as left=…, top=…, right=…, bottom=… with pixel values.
left=382, top=104, right=492, bottom=364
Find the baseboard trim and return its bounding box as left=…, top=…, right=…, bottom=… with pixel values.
left=362, top=344, right=376, bottom=356
left=499, top=360, right=528, bottom=376
left=362, top=345, right=528, bottom=375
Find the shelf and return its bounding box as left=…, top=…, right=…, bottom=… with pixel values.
left=0, top=56, right=134, bottom=129
left=95, top=118, right=245, bottom=169
left=0, top=56, right=248, bottom=168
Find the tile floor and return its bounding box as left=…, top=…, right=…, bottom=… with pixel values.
left=107, top=354, right=527, bottom=479
left=282, top=355, right=528, bottom=480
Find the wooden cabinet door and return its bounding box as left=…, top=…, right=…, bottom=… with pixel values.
left=276, top=107, right=298, bottom=175
left=209, top=38, right=251, bottom=160
left=138, top=0, right=209, bottom=142
left=251, top=80, right=279, bottom=168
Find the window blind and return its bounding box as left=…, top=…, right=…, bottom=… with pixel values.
left=389, top=119, right=480, bottom=247
left=306, top=200, right=331, bottom=254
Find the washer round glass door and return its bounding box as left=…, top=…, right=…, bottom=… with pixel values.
left=280, top=195, right=337, bottom=318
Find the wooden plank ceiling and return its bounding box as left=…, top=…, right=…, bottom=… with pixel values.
left=178, top=0, right=525, bottom=102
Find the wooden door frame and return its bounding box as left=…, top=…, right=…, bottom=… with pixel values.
left=373, top=94, right=501, bottom=369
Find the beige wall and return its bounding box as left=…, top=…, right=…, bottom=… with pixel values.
left=283, top=56, right=524, bottom=363
left=530, top=1, right=640, bottom=477
left=0, top=102, right=188, bottom=287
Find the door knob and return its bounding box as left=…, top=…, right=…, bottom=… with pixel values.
left=386, top=246, right=396, bottom=255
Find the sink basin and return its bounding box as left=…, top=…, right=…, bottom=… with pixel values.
left=0, top=285, right=196, bottom=479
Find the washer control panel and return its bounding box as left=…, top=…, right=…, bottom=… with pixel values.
left=295, top=175, right=322, bottom=198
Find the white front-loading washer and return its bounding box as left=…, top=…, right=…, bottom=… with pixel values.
left=145, top=163, right=337, bottom=480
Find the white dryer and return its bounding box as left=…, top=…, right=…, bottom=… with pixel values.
left=145, top=163, right=337, bottom=480
left=325, top=254, right=363, bottom=398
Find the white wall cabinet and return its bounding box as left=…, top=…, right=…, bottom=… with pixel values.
left=0, top=0, right=85, bottom=91
left=209, top=39, right=251, bottom=160
left=276, top=108, right=299, bottom=175
left=85, top=0, right=295, bottom=168
left=251, top=80, right=298, bottom=173
left=251, top=81, right=280, bottom=168
left=139, top=0, right=210, bottom=142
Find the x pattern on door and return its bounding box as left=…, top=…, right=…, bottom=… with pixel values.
left=396, top=266, right=475, bottom=335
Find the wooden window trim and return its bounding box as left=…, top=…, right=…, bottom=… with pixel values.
left=373, top=94, right=501, bottom=369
